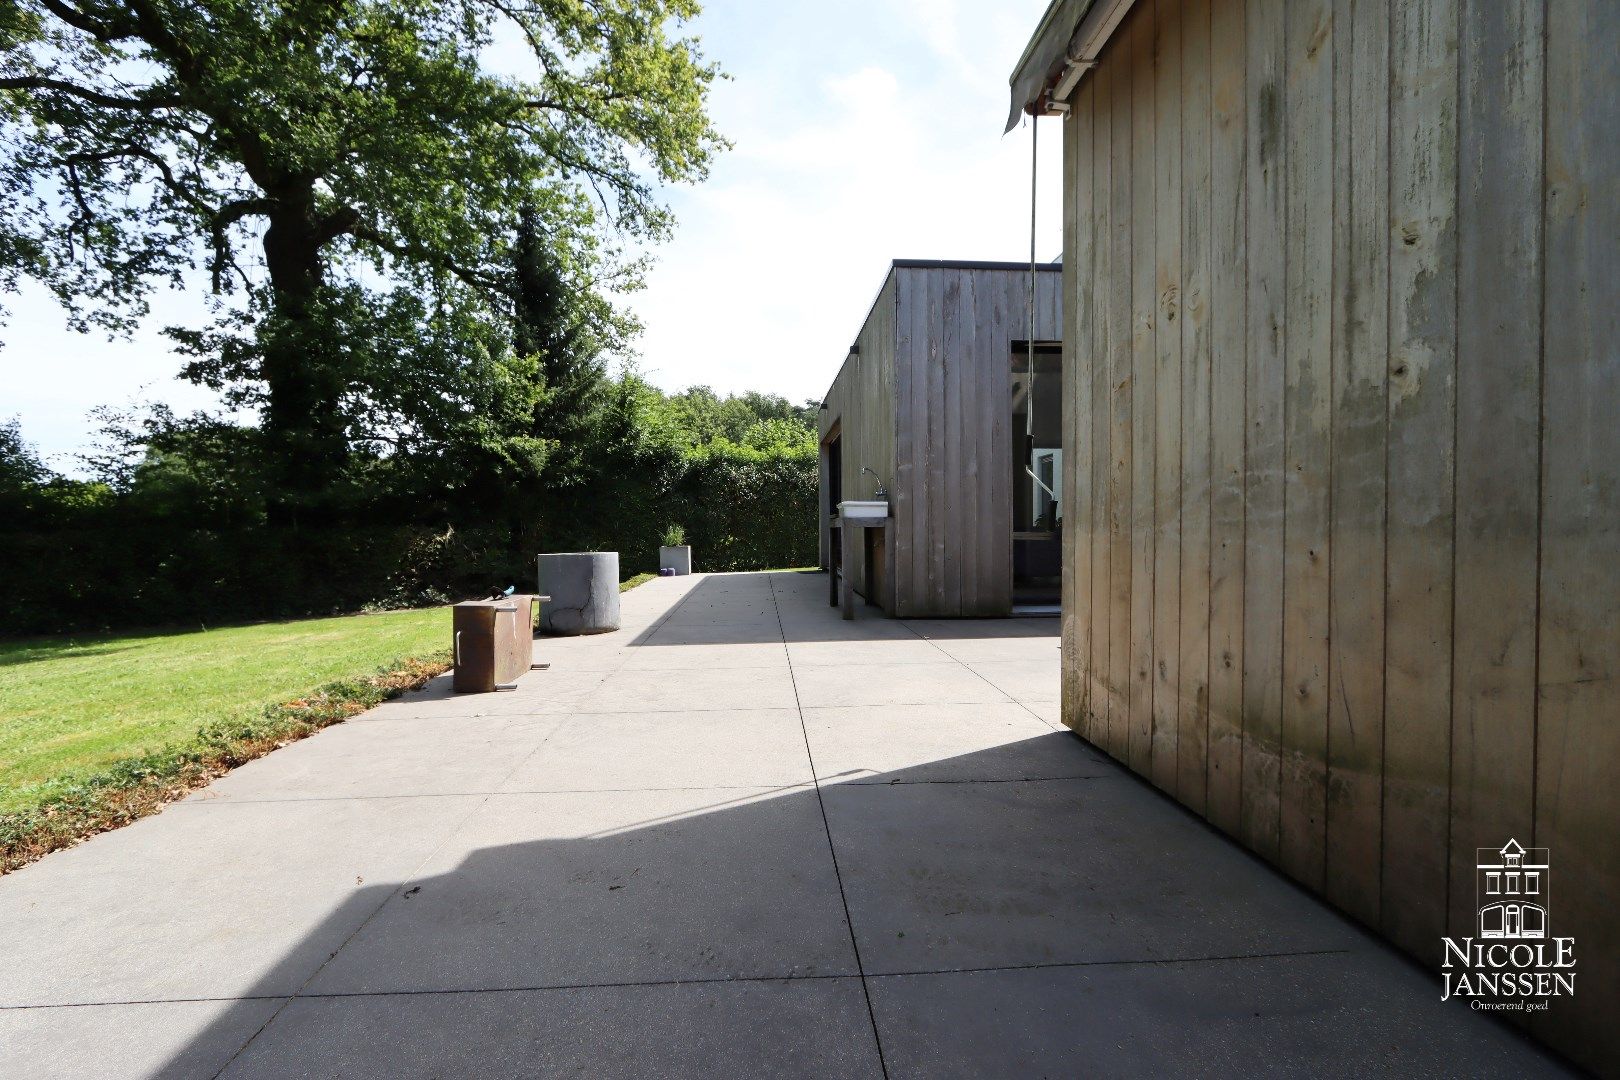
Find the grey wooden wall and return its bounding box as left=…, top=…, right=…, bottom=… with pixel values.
left=891, top=265, right=1062, bottom=617
left=1058, top=0, right=1617, bottom=1070
left=820, top=273, right=899, bottom=607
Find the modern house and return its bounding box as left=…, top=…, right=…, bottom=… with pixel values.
left=818, top=259, right=1061, bottom=618
left=1010, top=0, right=1617, bottom=1072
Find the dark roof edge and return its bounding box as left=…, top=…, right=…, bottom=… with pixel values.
left=891, top=258, right=1062, bottom=272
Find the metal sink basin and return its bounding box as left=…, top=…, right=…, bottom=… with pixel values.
left=838, top=500, right=889, bottom=524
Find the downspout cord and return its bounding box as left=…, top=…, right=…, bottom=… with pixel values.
left=1028, top=113, right=1037, bottom=443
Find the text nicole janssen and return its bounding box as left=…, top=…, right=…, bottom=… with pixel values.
left=1441, top=938, right=1577, bottom=1007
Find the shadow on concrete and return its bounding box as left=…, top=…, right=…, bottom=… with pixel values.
left=128, top=728, right=1567, bottom=1078
left=620, top=571, right=1058, bottom=648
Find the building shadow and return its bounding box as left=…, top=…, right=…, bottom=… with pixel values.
left=619, top=571, right=1058, bottom=649
left=121, top=728, right=1568, bottom=1078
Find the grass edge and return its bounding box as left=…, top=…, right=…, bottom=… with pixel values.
left=0, top=650, right=451, bottom=876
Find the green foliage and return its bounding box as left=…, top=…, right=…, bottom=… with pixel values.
left=1, top=0, right=726, bottom=513
left=0, top=374, right=819, bottom=634
left=660, top=523, right=686, bottom=547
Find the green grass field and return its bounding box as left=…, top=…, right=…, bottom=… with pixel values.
left=0, top=608, right=448, bottom=813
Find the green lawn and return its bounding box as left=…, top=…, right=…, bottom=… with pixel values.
left=0, top=608, right=448, bottom=813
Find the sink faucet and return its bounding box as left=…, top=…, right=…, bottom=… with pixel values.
left=861, top=466, right=887, bottom=499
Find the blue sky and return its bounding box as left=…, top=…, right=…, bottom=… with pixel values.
left=1, top=0, right=1062, bottom=470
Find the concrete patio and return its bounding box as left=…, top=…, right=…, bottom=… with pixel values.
left=0, top=571, right=1571, bottom=1077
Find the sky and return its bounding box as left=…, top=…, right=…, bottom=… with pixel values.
left=0, top=0, right=1063, bottom=471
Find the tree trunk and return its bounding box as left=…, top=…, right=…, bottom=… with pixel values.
left=260, top=203, right=345, bottom=528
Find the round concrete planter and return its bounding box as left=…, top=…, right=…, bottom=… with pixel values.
left=659, top=544, right=693, bottom=575
left=536, top=551, right=621, bottom=635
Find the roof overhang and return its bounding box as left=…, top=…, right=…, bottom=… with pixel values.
left=1005, top=0, right=1138, bottom=132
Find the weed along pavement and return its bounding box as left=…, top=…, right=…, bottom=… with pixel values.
left=0, top=573, right=1572, bottom=1077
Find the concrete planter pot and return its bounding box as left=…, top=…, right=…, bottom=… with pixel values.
left=536, top=551, right=621, bottom=635
left=659, top=544, right=693, bottom=575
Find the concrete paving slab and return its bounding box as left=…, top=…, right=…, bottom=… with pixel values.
left=920, top=634, right=1063, bottom=664
left=866, top=951, right=1570, bottom=1079
left=804, top=705, right=1109, bottom=786
left=963, top=659, right=1062, bottom=703
left=779, top=620, right=921, bottom=643
left=221, top=979, right=882, bottom=1080
left=792, top=662, right=1013, bottom=708
left=620, top=641, right=789, bottom=670
left=2, top=570, right=1572, bottom=1075
left=787, top=638, right=956, bottom=667
left=637, top=621, right=786, bottom=647
left=0, top=795, right=483, bottom=1006
left=188, top=713, right=565, bottom=802
left=0, top=997, right=286, bottom=1080
left=822, top=777, right=1364, bottom=975
left=905, top=619, right=1057, bottom=640
left=498, top=709, right=814, bottom=791
left=306, top=787, right=857, bottom=994
left=567, top=664, right=799, bottom=713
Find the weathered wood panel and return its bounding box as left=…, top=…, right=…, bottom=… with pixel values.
left=1381, top=0, right=1457, bottom=958
left=1056, top=0, right=1617, bottom=1069
left=1128, top=0, right=1158, bottom=776
left=819, top=275, right=898, bottom=608
left=1150, top=0, right=1184, bottom=794
left=876, top=263, right=1062, bottom=618
left=1203, top=0, right=1246, bottom=837
left=1107, top=49, right=1135, bottom=762
left=1240, top=0, right=1286, bottom=865
left=1177, top=0, right=1213, bottom=813
left=1324, top=0, right=1388, bottom=926
left=1088, top=62, right=1115, bottom=745
left=1533, top=1, right=1619, bottom=1071
left=1063, top=84, right=1093, bottom=735
left=1279, top=0, right=1332, bottom=891
left=1448, top=0, right=1542, bottom=942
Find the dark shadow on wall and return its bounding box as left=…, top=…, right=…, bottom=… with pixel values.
left=129, top=733, right=1567, bottom=1076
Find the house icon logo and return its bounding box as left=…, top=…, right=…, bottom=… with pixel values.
left=1441, top=839, right=1575, bottom=1007
left=1476, top=839, right=1549, bottom=940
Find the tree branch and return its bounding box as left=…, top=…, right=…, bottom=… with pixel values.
left=39, top=0, right=138, bottom=42
left=0, top=76, right=183, bottom=111
left=350, top=223, right=496, bottom=294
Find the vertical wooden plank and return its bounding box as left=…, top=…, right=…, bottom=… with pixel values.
left=988, top=270, right=1012, bottom=618
left=1279, top=0, right=1333, bottom=890
left=976, top=270, right=1009, bottom=617
left=1241, top=0, right=1287, bottom=864
left=1178, top=0, right=1213, bottom=813
left=928, top=270, right=947, bottom=614
left=907, top=268, right=930, bottom=618
left=1535, top=0, right=1619, bottom=1068
left=1151, top=0, right=1184, bottom=794
left=1448, top=0, right=1543, bottom=938
left=940, top=272, right=964, bottom=617
left=1205, top=0, right=1247, bottom=836
left=1107, top=40, right=1136, bottom=763
left=1324, top=0, right=1388, bottom=926
left=892, top=270, right=914, bottom=617
left=1064, top=94, right=1095, bottom=735
left=1090, top=61, right=1116, bottom=743
left=960, top=270, right=981, bottom=617
left=1129, top=0, right=1158, bottom=777
left=1382, top=0, right=1457, bottom=957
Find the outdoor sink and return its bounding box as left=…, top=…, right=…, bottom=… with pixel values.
left=838, top=500, right=889, bottom=524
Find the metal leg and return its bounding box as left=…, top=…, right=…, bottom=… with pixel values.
left=840, top=523, right=856, bottom=620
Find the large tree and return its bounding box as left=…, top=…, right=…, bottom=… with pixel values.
left=0, top=0, right=722, bottom=522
